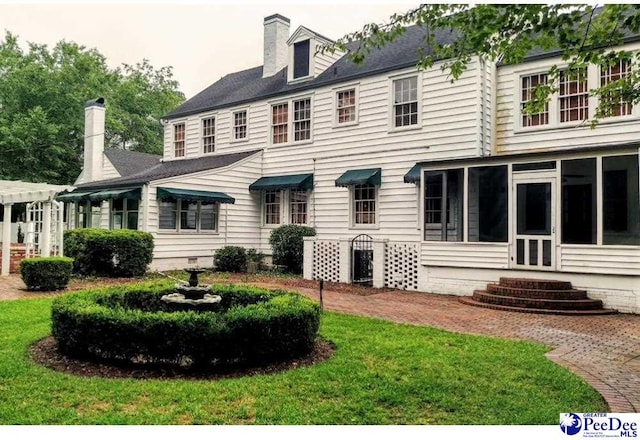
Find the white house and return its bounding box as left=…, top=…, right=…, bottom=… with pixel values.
left=59, top=13, right=640, bottom=313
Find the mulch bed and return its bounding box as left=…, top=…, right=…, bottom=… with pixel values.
left=30, top=336, right=335, bottom=380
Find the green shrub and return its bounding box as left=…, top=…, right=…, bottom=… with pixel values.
left=214, top=246, right=247, bottom=273
left=20, top=257, right=73, bottom=291
left=51, top=282, right=321, bottom=368
left=269, top=225, right=316, bottom=274
left=63, top=229, right=153, bottom=277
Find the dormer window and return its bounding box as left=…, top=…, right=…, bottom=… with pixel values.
left=293, top=39, right=310, bottom=79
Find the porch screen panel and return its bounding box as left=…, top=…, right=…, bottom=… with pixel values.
left=603, top=155, right=640, bottom=245
left=468, top=165, right=508, bottom=242
left=423, top=169, right=463, bottom=241
left=562, top=158, right=596, bottom=244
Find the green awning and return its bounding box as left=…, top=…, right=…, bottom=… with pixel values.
left=335, top=168, right=381, bottom=187
left=55, top=189, right=97, bottom=202
left=88, top=187, right=142, bottom=202
left=156, top=187, right=235, bottom=204
left=249, top=173, right=314, bottom=191
left=404, top=164, right=421, bottom=184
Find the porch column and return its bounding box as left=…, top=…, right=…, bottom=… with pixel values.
left=41, top=201, right=51, bottom=257
left=302, top=237, right=314, bottom=280
left=2, top=203, right=12, bottom=276
left=372, top=239, right=388, bottom=288
left=339, top=238, right=351, bottom=283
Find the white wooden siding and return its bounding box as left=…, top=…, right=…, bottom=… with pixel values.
left=314, top=42, right=342, bottom=77
left=102, top=157, right=120, bottom=180
left=495, top=42, right=640, bottom=154
left=160, top=60, right=486, bottom=253
left=147, top=152, right=263, bottom=261
left=421, top=242, right=510, bottom=269
left=559, top=245, right=640, bottom=276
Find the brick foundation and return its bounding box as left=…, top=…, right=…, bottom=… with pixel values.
left=0, top=243, right=26, bottom=274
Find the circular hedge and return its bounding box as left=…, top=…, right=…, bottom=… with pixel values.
left=51, top=282, right=320, bottom=369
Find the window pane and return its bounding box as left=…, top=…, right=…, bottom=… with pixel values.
left=127, top=212, right=138, bottom=230
left=112, top=199, right=124, bottom=211
left=180, top=201, right=198, bottom=230
left=517, top=183, right=551, bottom=235
left=468, top=166, right=508, bottom=242
left=353, top=184, right=376, bottom=225
left=199, top=203, right=217, bottom=230
left=159, top=201, right=177, bottom=229
left=265, top=190, right=281, bottom=225
left=423, top=169, right=463, bottom=241
left=393, top=77, right=418, bottom=127
left=90, top=206, right=101, bottom=229
left=290, top=190, right=308, bottom=224
left=562, top=158, right=596, bottom=244
left=603, top=155, right=640, bottom=245
left=112, top=213, right=123, bottom=230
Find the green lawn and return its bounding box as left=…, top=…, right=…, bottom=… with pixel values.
left=0, top=297, right=607, bottom=424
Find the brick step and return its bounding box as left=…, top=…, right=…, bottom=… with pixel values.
left=499, top=277, right=572, bottom=291
left=459, top=297, right=618, bottom=316
left=473, top=290, right=604, bottom=311
left=486, top=284, right=589, bottom=300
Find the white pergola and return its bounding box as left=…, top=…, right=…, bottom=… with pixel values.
left=0, top=180, right=73, bottom=276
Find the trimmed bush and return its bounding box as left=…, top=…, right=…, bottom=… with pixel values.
left=51, top=282, right=321, bottom=368
left=269, top=225, right=316, bottom=274
left=214, top=246, right=247, bottom=273
left=20, top=257, right=73, bottom=291
left=63, top=229, right=153, bottom=277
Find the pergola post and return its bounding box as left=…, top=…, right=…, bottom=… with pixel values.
left=2, top=203, right=12, bottom=276
left=41, top=202, right=52, bottom=257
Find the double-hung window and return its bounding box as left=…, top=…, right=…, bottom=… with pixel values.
left=521, top=73, right=549, bottom=127
left=353, top=184, right=376, bottom=225
left=173, top=123, right=185, bottom=157
left=271, top=103, right=288, bottom=144
left=111, top=199, right=138, bottom=230
left=559, top=67, right=589, bottom=123
left=271, top=97, right=313, bottom=145
left=393, top=76, right=418, bottom=127
left=202, top=117, right=215, bottom=153
left=233, top=110, right=248, bottom=140
left=159, top=200, right=218, bottom=232
left=264, top=190, right=281, bottom=224
left=75, top=202, right=101, bottom=228
left=600, top=59, right=633, bottom=117
left=336, top=88, right=356, bottom=124
left=293, top=98, right=311, bottom=141
left=290, top=190, right=308, bottom=224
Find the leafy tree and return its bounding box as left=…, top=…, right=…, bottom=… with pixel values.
left=0, top=32, right=184, bottom=184
left=330, top=4, right=640, bottom=125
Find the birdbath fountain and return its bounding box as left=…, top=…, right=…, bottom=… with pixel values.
left=161, top=267, right=222, bottom=307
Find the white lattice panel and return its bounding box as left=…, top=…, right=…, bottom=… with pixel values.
left=384, top=242, right=419, bottom=290
left=312, top=240, right=340, bottom=283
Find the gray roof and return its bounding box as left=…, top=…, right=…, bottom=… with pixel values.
left=78, top=149, right=262, bottom=190
left=166, top=8, right=640, bottom=119
left=104, top=149, right=161, bottom=177
left=164, top=25, right=459, bottom=119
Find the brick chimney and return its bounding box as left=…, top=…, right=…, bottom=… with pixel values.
left=83, top=97, right=105, bottom=182
left=262, top=14, right=290, bottom=78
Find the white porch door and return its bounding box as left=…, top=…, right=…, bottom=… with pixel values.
left=512, top=173, right=556, bottom=270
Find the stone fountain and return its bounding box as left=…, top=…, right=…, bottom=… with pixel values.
left=161, top=268, right=222, bottom=306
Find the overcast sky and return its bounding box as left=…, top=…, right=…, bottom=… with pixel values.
left=0, top=1, right=416, bottom=99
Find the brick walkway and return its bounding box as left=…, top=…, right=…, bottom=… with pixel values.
left=2, top=275, right=640, bottom=412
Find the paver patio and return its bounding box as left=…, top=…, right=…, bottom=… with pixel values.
left=2, top=274, right=639, bottom=412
